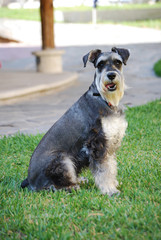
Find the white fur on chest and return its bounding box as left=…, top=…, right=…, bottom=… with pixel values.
left=101, top=114, right=127, bottom=150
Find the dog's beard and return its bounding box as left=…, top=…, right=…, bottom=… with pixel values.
left=95, top=70, right=125, bottom=107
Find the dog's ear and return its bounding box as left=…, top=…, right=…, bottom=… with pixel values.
left=112, top=47, right=130, bottom=65
left=83, top=49, right=102, bottom=68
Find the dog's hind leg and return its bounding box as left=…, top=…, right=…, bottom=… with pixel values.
left=45, top=153, right=78, bottom=191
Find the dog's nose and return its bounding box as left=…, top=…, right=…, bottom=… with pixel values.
left=107, top=72, right=116, bottom=81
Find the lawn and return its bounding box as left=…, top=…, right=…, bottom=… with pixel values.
left=0, top=7, right=40, bottom=21
left=99, top=19, right=161, bottom=30
left=0, top=99, right=161, bottom=239
left=116, top=19, right=161, bottom=30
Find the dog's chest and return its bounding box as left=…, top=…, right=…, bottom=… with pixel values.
left=101, top=114, right=127, bottom=151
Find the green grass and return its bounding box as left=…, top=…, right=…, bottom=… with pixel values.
left=0, top=7, right=40, bottom=21
left=154, top=59, right=161, bottom=76
left=118, top=19, right=161, bottom=30
left=99, top=19, right=161, bottom=30
left=0, top=99, right=161, bottom=239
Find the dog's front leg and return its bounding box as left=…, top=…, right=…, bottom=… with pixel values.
left=90, top=154, right=120, bottom=196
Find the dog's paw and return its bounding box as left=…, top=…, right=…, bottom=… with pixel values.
left=108, top=189, right=120, bottom=197
left=99, top=185, right=120, bottom=197
left=63, top=184, right=80, bottom=193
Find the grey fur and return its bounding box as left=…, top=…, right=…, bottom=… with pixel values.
left=21, top=47, right=130, bottom=196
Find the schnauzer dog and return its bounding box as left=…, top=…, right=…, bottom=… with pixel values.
left=21, top=47, right=130, bottom=196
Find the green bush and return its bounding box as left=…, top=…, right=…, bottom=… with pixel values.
left=154, top=59, right=161, bottom=77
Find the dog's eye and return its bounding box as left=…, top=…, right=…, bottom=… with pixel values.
left=114, top=59, right=122, bottom=68
left=97, top=61, right=105, bottom=69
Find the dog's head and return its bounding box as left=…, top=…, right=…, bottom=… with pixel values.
left=83, top=47, right=130, bottom=106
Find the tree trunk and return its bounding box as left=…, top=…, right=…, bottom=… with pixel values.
left=40, top=0, right=55, bottom=49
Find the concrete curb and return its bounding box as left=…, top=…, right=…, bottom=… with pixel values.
left=0, top=71, right=77, bottom=100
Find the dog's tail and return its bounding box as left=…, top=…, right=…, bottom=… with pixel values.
left=21, top=178, right=29, bottom=189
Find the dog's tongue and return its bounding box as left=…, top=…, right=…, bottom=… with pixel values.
left=106, top=83, right=115, bottom=89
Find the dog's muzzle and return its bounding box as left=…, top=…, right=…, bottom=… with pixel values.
left=105, top=72, right=117, bottom=92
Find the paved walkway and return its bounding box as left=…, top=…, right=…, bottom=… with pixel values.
left=1, top=20, right=161, bottom=46
left=0, top=21, right=161, bottom=136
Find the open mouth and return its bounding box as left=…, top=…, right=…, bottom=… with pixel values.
left=105, top=83, right=117, bottom=92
